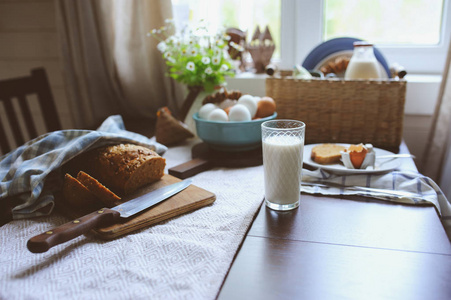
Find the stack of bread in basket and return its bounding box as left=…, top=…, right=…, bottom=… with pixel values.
left=62, top=144, right=166, bottom=210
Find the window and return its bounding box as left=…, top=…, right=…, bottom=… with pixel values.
left=172, top=0, right=281, bottom=58
left=323, top=0, right=444, bottom=45
left=173, top=0, right=451, bottom=74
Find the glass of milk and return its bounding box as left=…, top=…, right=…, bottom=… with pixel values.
left=261, top=120, right=305, bottom=211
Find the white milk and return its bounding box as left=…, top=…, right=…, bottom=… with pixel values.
left=344, top=60, right=380, bottom=79
left=263, top=135, right=304, bottom=206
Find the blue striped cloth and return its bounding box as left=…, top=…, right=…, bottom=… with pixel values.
left=301, top=168, right=451, bottom=218
left=0, top=115, right=167, bottom=220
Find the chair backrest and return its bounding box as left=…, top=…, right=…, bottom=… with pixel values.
left=0, top=68, right=62, bottom=155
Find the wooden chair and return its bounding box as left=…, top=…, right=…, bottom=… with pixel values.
left=0, top=68, right=62, bottom=155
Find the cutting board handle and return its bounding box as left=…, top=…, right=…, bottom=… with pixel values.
left=168, top=157, right=213, bottom=179
left=27, top=208, right=120, bottom=253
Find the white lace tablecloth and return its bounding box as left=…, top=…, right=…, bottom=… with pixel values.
left=0, top=139, right=265, bottom=300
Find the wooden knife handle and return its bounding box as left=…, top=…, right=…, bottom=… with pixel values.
left=27, top=208, right=121, bottom=253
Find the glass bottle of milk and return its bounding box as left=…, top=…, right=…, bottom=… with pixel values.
left=344, top=42, right=381, bottom=80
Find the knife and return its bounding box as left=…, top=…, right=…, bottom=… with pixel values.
left=27, top=179, right=193, bottom=253
left=301, top=181, right=422, bottom=200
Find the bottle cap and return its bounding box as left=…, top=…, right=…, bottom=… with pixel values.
left=353, top=41, right=373, bottom=47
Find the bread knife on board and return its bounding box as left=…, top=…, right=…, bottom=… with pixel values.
left=27, top=179, right=192, bottom=253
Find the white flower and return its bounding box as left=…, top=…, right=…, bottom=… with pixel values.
left=202, top=57, right=210, bottom=64
left=235, top=44, right=244, bottom=52
left=189, top=48, right=198, bottom=56
left=213, top=49, right=221, bottom=56
left=212, top=56, right=220, bottom=65
left=215, top=39, right=224, bottom=46
left=163, top=52, right=172, bottom=59
left=220, top=64, right=229, bottom=72
left=205, top=67, right=213, bottom=74
left=224, top=34, right=231, bottom=41
left=157, top=42, right=167, bottom=53
left=151, top=29, right=157, bottom=34
left=167, top=57, right=176, bottom=63
left=186, top=62, right=195, bottom=71
left=166, top=36, right=177, bottom=44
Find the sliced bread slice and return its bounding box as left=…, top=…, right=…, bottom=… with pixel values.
left=62, top=173, right=102, bottom=209
left=76, top=171, right=121, bottom=207
left=311, top=144, right=346, bottom=164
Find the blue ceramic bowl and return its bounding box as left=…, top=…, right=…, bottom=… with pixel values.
left=193, top=112, right=277, bottom=151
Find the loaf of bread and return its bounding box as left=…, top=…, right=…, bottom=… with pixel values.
left=77, top=171, right=121, bottom=206
left=311, top=144, right=346, bottom=164
left=64, top=144, right=166, bottom=195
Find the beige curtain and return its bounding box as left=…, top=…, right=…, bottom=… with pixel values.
left=422, top=39, right=451, bottom=182
left=55, top=0, right=184, bottom=130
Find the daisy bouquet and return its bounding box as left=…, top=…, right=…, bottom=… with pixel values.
left=148, top=19, right=242, bottom=92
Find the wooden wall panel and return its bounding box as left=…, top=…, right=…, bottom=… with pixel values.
left=0, top=32, right=59, bottom=59
left=0, top=1, right=55, bottom=31
left=0, top=60, right=64, bottom=86
left=0, top=0, right=73, bottom=131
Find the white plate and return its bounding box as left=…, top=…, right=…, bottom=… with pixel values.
left=303, top=143, right=401, bottom=175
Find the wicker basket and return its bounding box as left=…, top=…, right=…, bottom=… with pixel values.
left=266, top=77, right=407, bottom=152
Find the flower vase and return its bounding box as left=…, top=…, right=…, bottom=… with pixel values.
left=179, top=86, right=218, bottom=135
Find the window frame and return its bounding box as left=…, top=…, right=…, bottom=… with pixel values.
left=279, top=0, right=451, bottom=74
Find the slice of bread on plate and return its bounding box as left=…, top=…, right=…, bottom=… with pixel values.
left=311, top=144, right=346, bottom=164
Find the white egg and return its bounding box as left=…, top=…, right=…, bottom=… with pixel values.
left=207, top=108, right=229, bottom=121
left=253, top=96, right=261, bottom=102
left=229, top=104, right=251, bottom=121
left=199, top=103, right=217, bottom=119
left=237, top=95, right=258, bottom=118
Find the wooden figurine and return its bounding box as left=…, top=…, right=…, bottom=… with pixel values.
left=246, top=26, right=275, bottom=73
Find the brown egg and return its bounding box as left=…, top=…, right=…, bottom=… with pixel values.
left=256, top=97, right=276, bottom=118
left=348, top=144, right=368, bottom=169
left=223, top=106, right=232, bottom=115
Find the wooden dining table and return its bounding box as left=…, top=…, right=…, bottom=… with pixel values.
left=217, top=142, right=451, bottom=299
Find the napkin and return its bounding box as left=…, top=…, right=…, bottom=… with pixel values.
left=301, top=168, right=451, bottom=218
left=0, top=115, right=167, bottom=220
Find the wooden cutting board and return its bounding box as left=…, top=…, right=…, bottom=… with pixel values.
left=168, top=143, right=263, bottom=179
left=57, top=174, right=216, bottom=240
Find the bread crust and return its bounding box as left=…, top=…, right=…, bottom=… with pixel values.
left=77, top=171, right=121, bottom=207
left=311, top=144, right=346, bottom=164
left=62, top=174, right=102, bottom=209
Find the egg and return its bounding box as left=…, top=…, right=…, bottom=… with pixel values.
left=199, top=103, right=217, bottom=119
left=207, top=108, right=228, bottom=121
left=229, top=104, right=251, bottom=121
left=256, top=96, right=276, bottom=118
left=223, top=106, right=232, bottom=115
left=237, top=95, right=258, bottom=118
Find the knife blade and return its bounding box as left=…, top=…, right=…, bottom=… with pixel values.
left=27, top=179, right=193, bottom=253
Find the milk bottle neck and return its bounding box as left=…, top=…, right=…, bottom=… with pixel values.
left=352, top=44, right=377, bottom=61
